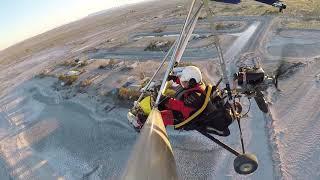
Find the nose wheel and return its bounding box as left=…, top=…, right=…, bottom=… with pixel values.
left=234, top=154, right=258, bottom=175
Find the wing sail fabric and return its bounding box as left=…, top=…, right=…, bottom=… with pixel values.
left=254, top=0, right=278, bottom=5
left=212, top=0, right=241, bottom=4
left=212, top=0, right=279, bottom=5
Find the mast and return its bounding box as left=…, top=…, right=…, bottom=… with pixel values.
left=202, top=0, right=233, bottom=100
left=155, top=0, right=202, bottom=105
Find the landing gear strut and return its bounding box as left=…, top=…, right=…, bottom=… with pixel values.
left=197, top=118, right=259, bottom=175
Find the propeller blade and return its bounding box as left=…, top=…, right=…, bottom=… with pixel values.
left=272, top=33, right=288, bottom=91
left=254, top=90, right=269, bottom=113
left=273, top=74, right=280, bottom=90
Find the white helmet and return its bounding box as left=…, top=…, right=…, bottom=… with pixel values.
left=179, top=66, right=202, bottom=83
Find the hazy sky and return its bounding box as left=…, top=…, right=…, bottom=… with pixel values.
left=0, top=0, right=147, bottom=50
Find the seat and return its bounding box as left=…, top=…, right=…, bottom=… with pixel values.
left=174, top=85, right=233, bottom=136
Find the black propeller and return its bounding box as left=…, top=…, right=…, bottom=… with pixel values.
left=272, top=54, right=290, bottom=91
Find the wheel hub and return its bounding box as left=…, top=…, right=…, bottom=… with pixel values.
left=240, top=163, right=253, bottom=172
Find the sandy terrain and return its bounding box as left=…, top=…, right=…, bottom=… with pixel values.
left=1, top=0, right=320, bottom=180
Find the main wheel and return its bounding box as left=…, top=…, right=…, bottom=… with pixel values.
left=254, top=90, right=268, bottom=113
left=234, top=153, right=258, bottom=175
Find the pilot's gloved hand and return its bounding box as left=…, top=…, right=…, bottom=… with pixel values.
left=140, top=81, right=156, bottom=92
left=168, top=75, right=178, bottom=81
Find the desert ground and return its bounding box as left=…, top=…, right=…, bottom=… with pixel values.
left=1, top=0, right=320, bottom=179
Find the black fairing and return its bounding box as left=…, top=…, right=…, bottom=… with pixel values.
left=246, top=72, right=264, bottom=85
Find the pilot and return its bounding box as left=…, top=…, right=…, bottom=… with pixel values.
left=130, top=66, right=207, bottom=130
left=129, top=65, right=236, bottom=136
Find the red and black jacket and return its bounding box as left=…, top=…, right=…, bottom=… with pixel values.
left=163, top=77, right=206, bottom=121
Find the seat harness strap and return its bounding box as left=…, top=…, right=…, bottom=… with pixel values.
left=174, top=84, right=212, bottom=129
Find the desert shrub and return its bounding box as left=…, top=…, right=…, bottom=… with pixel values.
left=108, top=59, right=116, bottom=65
left=262, top=9, right=279, bottom=15
left=59, top=60, right=78, bottom=67
left=144, top=41, right=174, bottom=52
left=118, top=87, right=141, bottom=100
left=215, top=23, right=226, bottom=30
left=98, top=59, right=117, bottom=69
left=144, top=41, right=158, bottom=51
left=58, top=74, right=79, bottom=85
left=78, top=60, right=88, bottom=67
left=153, top=26, right=166, bottom=33
left=98, top=64, right=107, bottom=69
left=198, top=16, right=206, bottom=20
left=120, top=66, right=134, bottom=72
left=80, top=78, right=93, bottom=87
left=34, top=69, right=54, bottom=78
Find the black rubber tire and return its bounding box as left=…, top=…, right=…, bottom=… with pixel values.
left=254, top=90, right=268, bottom=113
left=234, top=153, right=258, bottom=175
left=282, top=4, right=287, bottom=10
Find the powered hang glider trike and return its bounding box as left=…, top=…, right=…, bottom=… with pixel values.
left=127, top=0, right=285, bottom=175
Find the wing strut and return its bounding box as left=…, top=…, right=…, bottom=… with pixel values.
left=203, top=0, right=233, bottom=100
left=155, top=0, right=203, bottom=106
